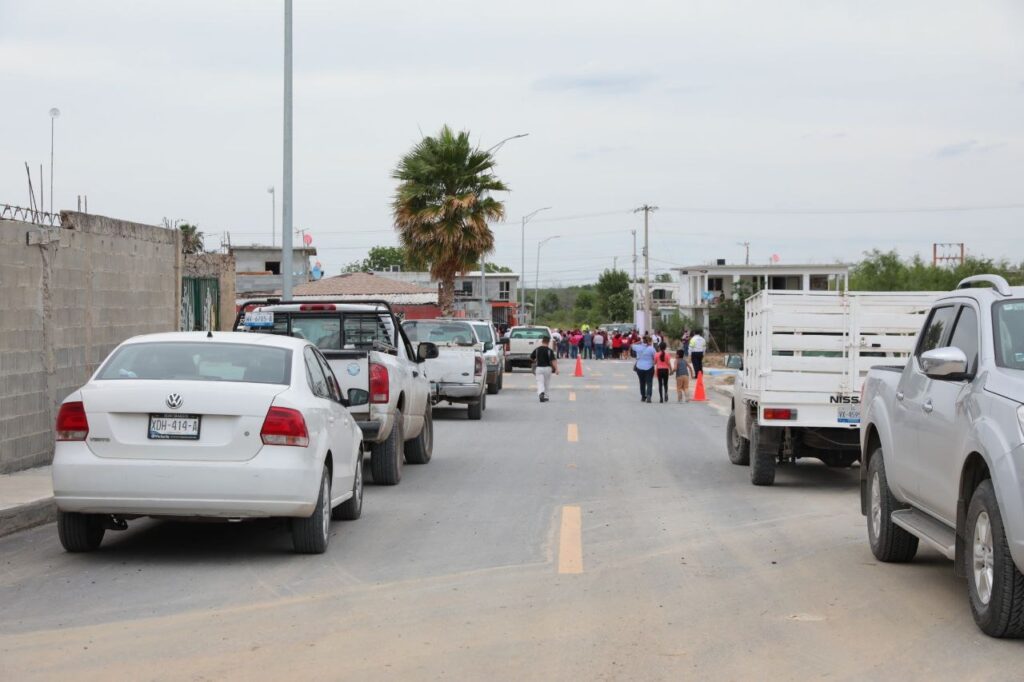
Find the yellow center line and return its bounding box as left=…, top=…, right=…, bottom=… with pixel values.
left=567, top=423, right=579, bottom=442
left=558, top=505, right=583, bottom=574
left=569, top=392, right=576, bottom=401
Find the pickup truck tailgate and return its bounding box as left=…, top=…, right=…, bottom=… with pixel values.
left=425, top=346, right=477, bottom=384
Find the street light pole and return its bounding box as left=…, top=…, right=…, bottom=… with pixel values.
left=634, top=204, right=659, bottom=333
left=485, top=133, right=528, bottom=154
left=519, top=206, right=551, bottom=324
left=281, top=0, right=294, bottom=300
left=535, top=236, right=560, bottom=315
left=49, top=108, right=60, bottom=215
left=268, top=186, right=276, bottom=246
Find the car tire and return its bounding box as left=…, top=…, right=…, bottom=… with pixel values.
left=333, top=452, right=364, bottom=521
left=726, top=412, right=750, bottom=466
left=504, top=361, right=513, bottom=373
left=965, top=480, right=1024, bottom=638
left=467, top=398, right=483, bottom=420
left=497, top=373, right=504, bottom=391
left=404, top=404, right=433, bottom=465
left=749, top=426, right=776, bottom=486
left=481, top=390, right=487, bottom=411
left=291, top=467, right=331, bottom=554
left=866, top=449, right=918, bottom=563
left=57, top=511, right=105, bottom=552
left=487, top=378, right=499, bottom=395
left=371, top=412, right=404, bottom=485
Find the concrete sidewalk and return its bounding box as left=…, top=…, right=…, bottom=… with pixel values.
left=0, top=466, right=55, bottom=537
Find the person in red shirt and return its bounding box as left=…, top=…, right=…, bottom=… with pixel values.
left=611, top=332, right=623, bottom=359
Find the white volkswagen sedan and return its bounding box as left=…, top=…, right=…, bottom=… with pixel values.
left=52, top=332, right=365, bottom=554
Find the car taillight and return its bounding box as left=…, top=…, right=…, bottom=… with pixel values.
left=475, top=356, right=484, bottom=376
left=763, top=408, right=797, bottom=420
left=56, top=401, right=89, bottom=441
left=260, top=407, right=309, bottom=447
left=298, top=303, right=336, bottom=311
left=370, top=363, right=390, bottom=404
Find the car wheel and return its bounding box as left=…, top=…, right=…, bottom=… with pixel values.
left=467, top=399, right=483, bottom=420
left=404, top=404, right=433, bottom=465
left=334, top=452, right=364, bottom=520
left=497, top=373, right=504, bottom=391
left=504, top=361, right=513, bottom=373
left=726, top=412, right=750, bottom=466
left=291, top=467, right=331, bottom=554
left=487, top=378, right=499, bottom=395
left=865, top=448, right=918, bottom=562
left=965, top=480, right=1024, bottom=637
left=481, top=390, right=487, bottom=411
left=57, top=511, right=105, bottom=552
left=371, top=412, right=404, bottom=485
left=749, top=426, right=776, bottom=486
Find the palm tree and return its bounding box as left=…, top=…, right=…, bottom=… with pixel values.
left=179, top=223, right=204, bottom=254
left=392, top=126, right=508, bottom=314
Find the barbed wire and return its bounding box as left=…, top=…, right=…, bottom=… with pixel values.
left=0, top=204, right=61, bottom=227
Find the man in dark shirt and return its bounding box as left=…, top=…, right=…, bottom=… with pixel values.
left=530, top=335, right=558, bottom=402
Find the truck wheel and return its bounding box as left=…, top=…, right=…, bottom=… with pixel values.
left=333, top=452, right=364, bottom=520
left=291, top=467, right=331, bottom=554
left=481, top=391, right=487, bottom=411
left=965, top=480, right=1024, bottom=638
left=57, top=511, right=105, bottom=552
left=467, top=399, right=483, bottom=420
left=404, top=404, right=433, bottom=465
left=726, top=412, right=750, bottom=466
left=866, top=449, right=918, bottom=562
left=749, top=426, right=776, bottom=486
left=487, top=378, right=499, bottom=395
left=371, top=412, right=404, bottom=485
left=504, top=360, right=513, bottom=373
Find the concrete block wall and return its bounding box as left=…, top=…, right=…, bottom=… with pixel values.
left=0, top=212, right=181, bottom=473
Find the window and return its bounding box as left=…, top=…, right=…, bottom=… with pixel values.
left=304, top=347, right=330, bottom=399
left=947, top=306, right=979, bottom=375
left=509, top=328, right=548, bottom=340
left=471, top=323, right=494, bottom=344
left=403, top=321, right=476, bottom=345
left=264, top=261, right=281, bottom=275
left=459, top=281, right=474, bottom=296
left=993, top=300, right=1024, bottom=370
left=97, top=342, right=291, bottom=384
left=313, top=349, right=342, bottom=401
left=498, top=281, right=511, bottom=300
left=707, top=277, right=724, bottom=291
left=290, top=316, right=342, bottom=349
left=343, top=315, right=392, bottom=348
left=916, top=306, right=957, bottom=357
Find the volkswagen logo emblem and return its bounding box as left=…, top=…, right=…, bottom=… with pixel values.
left=166, top=393, right=183, bottom=410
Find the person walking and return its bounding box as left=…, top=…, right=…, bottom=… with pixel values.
left=674, top=346, right=692, bottom=402
left=633, top=334, right=656, bottom=403
left=531, top=335, right=558, bottom=402
left=593, top=329, right=605, bottom=360
left=655, top=341, right=672, bottom=403
left=689, top=328, right=707, bottom=378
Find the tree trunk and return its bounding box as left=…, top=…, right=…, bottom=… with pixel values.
left=439, top=275, right=455, bottom=316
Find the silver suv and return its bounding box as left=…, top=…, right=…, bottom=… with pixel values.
left=860, top=275, right=1024, bottom=637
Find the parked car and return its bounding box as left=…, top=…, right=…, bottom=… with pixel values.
left=502, top=325, right=552, bottom=372
left=236, top=300, right=438, bottom=486
left=402, top=319, right=487, bottom=419
left=52, top=332, right=365, bottom=554
left=860, top=275, right=1024, bottom=637
left=466, top=319, right=504, bottom=394
left=728, top=290, right=939, bottom=485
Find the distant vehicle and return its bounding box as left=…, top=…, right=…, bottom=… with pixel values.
left=728, top=290, right=940, bottom=486
left=861, top=275, right=1024, bottom=638
left=501, top=325, right=553, bottom=372
left=403, top=319, right=487, bottom=420
left=52, top=332, right=365, bottom=554
left=438, top=318, right=504, bottom=395
left=603, top=322, right=635, bottom=336
left=236, top=300, right=438, bottom=486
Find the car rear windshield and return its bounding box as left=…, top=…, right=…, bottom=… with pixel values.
left=96, top=342, right=292, bottom=384
left=510, top=328, right=548, bottom=340
left=993, top=300, right=1024, bottom=370
left=403, top=321, right=476, bottom=345
left=471, top=323, right=494, bottom=343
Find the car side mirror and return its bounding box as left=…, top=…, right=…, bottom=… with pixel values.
left=484, top=341, right=494, bottom=352
left=417, top=342, right=439, bottom=363
left=919, top=347, right=968, bottom=379
left=500, top=336, right=510, bottom=345
left=347, top=388, right=369, bottom=407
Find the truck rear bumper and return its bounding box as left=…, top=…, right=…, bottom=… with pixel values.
left=434, top=383, right=482, bottom=401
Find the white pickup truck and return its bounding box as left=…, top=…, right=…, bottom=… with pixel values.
left=728, top=290, right=939, bottom=486
left=236, top=300, right=438, bottom=485
left=860, top=275, right=1024, bottom=638
left=502, top=326, right=552, bottom=372
left=402, top=319, right=487, bottom=420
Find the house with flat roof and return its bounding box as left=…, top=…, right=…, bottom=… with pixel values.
left=230, top=245, right=317, bottom=295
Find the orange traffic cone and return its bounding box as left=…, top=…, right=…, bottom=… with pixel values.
left=692, top=371, right=707, bottom=401
left=574, top=355, right=584, bottom=377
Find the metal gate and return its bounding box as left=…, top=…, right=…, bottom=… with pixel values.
left=181, top=277, right=220, bottom=331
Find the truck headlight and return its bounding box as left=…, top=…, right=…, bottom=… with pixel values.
left=487, top=356, right=499, bottom=365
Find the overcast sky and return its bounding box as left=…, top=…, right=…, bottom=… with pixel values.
left=2, top=1, right=1022, bottom=285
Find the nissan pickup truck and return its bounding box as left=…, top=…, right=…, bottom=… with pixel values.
left=466, top=319, right=504, bottom=394
left=402, top=319, right=487, bottom=420
left=860, top=275, right=1024, bottom=638
left=236, top=300, right=438, bottom=486
left=501, top=325, right=552, bottom=372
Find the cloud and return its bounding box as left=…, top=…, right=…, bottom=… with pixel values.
left=935, top=140, right=1003, bottom=159
left=532, top=73, right=654, bottom=94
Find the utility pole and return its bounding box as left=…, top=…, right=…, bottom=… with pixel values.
left=281, top=0, right=294, bottom=300
left=634, top=205, right=658, bottom=333
left=631, top=229, right=638, bottom=315
left=49, top=108, right=60, bottom=214
left=738, top=241, right=750, bottom=265
left=519, top=207, right=551, bottom=324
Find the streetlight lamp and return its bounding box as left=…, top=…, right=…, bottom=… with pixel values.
left=49, top=107, right=60, bottom=214
left=267, top=186, right=276, bottom=246
left=485, top=133, right=528, bottom=155
left=520, top=207, right=551, bottom=321
left=534, top=236, right=560, bottom=318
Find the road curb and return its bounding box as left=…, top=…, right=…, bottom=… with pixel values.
left=0, top=497, right=57, bottom=538
left=711, top=384, right=734, bottom=398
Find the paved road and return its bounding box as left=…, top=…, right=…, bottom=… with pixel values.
left=1, top=361, right=1021, bottom=680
